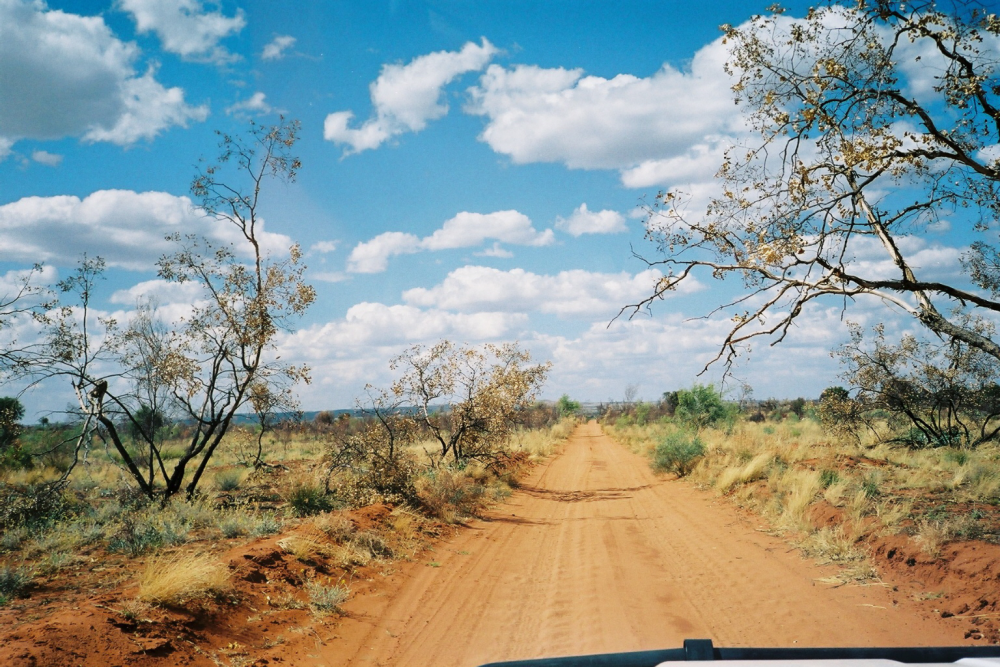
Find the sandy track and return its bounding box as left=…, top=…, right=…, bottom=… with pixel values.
left=329, top=422, right=960, bottom=666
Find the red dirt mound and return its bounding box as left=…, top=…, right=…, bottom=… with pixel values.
left=0, top=503, right=438, bottom=667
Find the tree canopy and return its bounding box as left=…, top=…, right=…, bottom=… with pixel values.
left=630, top=0, right=1000, bottom=372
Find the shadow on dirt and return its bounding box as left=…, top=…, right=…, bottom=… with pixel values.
left=517, top=485, right=651, bottom=503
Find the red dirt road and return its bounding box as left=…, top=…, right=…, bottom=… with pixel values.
left=329, top=422, right=961, bottom=666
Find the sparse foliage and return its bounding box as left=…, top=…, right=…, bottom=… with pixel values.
left=818, top=385, right=868, bottom=442
left=0, top=397, right=25, bottom=468
left=0, top=264, right=47, bottom=377
left=324, top=388, right=420, bottom=504
left=391, top=341, right=551, bottom=464
left=629, top=1, right=1000, bottom=372
left=23, top=118, right=315, bottom=499
left=838, top=317, right=1000, bottom=448
left=306, top=580, right=350, bottom=614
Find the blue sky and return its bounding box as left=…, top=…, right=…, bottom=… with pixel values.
left=1, top=0, right=973, bottom=416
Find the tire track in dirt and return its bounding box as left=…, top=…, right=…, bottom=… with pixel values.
left=329, top=421, right=962, bottom=667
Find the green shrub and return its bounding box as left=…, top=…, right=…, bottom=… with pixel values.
left=0, top=565, right=32, bottom=606
left=860, top=472, right=882, bottom=499
left=0, top=526, right=28, bottom=552
left=219, top=516, right=245, bottom=538
left=634, top=402, right=651, bottom=426
left=214, top=469, right=243, bottom=491
left=306, top=580, right=349, bottom=614
left=0, top=483, right=69, bottom=532
left=107, top=516, right=164, bottom=556
left=653, top=432, right=705, bottom=476
left=286, top=481, right=334, bottom=517
left=819, top=469, right=840, bottom=488
left=945, top=448, right=970, bottom=466
left=675, top=384, right=734, bottom=431
left=614, top=415, right=634, bottom=428
left=157, top=520, right=189, bottom=546
left=249, top=512, right=282, bottom=536
left=556, top=394, right=581, bottom=417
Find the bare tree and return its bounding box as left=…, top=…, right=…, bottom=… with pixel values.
left=0, top=264, right=48, bottom=377
left=627, top=1, right=1000, bottom=372
left=27, top=118, right=315, bottom=499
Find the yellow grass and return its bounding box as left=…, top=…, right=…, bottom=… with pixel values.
left=603, top=413, right=1000, bottom=579
left=137, top=552, right=231, bottom=606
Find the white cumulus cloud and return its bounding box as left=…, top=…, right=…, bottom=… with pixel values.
left=465, top=34, right=741, bottom=186
left=346, top=210, right=553, bottom=273
left=226, top=91, right=273, bottom=116
left=109, top=278, right=206, bottom=305
left=309, top=240, right=339, bottom=254
left=0, top=0, right=207, bottom=148
left=262, top=35, right=296, bottom=61
left=0, top=189, right=292, bottom=271
left=421, top=210, right=552, bottom=250
left=273, top=302, right=526, bottom=402
left=324, top=39, right=496, bottom=154
left=83, top=68, right=209, bottom=145
left=555, top=204, right=627, bottom=236
left=31, top=150, right=63, bottom=167
left=118, top=0, right=245, bottom=64
left=475, top=242, right=513, bottom=258
left=346, top=231, right=421, bottom=273
left=402, top=265, right=697, bottom=319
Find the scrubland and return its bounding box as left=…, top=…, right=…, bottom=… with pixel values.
left=605, top=405, right=1000, bottom=584
left=0, top=413, right=576, bottom=613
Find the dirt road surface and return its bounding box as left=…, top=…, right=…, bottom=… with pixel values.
left=328, top=421, right=960, bottom=666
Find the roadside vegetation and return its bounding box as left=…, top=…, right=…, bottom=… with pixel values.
left=0, top=117, right=573, bottom=634
left=0, top=392, right=574, bottom=611
left=604, top=381, right=1000, bottom=582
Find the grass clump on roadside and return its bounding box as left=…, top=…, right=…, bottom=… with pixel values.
left=285, top=478, right=336, bottom=517
left=415, top=466, right=511, bottom=523
left=601, top=388, right=1000, bottom=582
left=137, top=552, right=231, bottom=607
left=306, top=579, right=350, bottom=615
left=0, top=565, right=32, bottom=606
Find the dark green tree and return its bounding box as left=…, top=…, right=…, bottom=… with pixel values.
left=675, top=384, right=733, bottom=431
left=0, top=397, right=24, bottom=452
left=556, top=394, right=581, bottom=417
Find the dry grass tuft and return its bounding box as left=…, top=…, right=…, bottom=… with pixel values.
left=277, top=532, right=340, bottom=562
left=798, top=525, right=866, bottom=565
left=137, top=552, right=231, bottom=606
left=306, top=579, right=350, bottom=614
left=117, top=597, right=153, bottom=622
left=914, top=520, right=950, bottom=558
left=778, top=469, right=822, bottom=530
left=314, top=514, right=356, bottom=542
